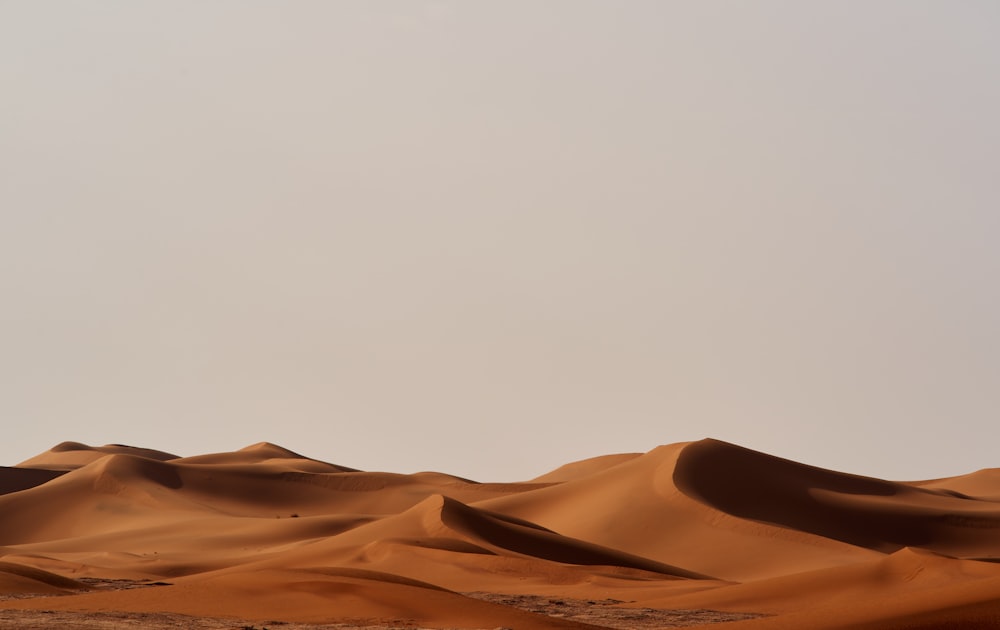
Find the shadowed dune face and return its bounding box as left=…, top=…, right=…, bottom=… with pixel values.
left=0, top=467, right=65, bottom=496
left=673, top=439, right=1000, bottom=553
left=1, top=438, right=1000, bottom=629
left=435, top=495, right=710, bottom=578
left=363, top=494, right=710, bottom=580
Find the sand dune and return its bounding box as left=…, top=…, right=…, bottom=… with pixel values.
left=16, top=442, right=179, bottom=471
left=0, top=449, right=551, bottom=545
left=476, top=441, right=881, bottom=581
left=2, top=438, right=1000, bottom=628
left=170, top=441, right=359, bottom=473
left=673, top=439, right=1000, bottom=556
left=242, top=492, right=714, bottom=597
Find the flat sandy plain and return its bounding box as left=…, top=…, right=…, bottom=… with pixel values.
left=2, top=439, right=1000, bottom=629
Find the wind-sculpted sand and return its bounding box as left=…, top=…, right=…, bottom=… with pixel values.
left=2, top=439, right=999, bottom=628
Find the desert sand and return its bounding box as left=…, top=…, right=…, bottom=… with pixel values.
left=2, top=439, right=1000, bottom=629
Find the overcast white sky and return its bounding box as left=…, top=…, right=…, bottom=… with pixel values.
left=2, top=1, right=998, bottom=481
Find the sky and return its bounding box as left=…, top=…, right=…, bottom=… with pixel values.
left=2, top=1, right=999, bottom=481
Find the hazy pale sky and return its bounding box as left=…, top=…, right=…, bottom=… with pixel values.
left=2, top=1, right=999, bottom=481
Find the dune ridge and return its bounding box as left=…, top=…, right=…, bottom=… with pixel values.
left=1, top=438, right=999, bottom=628
left=16, top=442, right=180, bottom=471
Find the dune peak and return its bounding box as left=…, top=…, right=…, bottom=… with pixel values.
left=49, top=441, right=92, bottom=453
left=237, top=442, right=304, bottom=457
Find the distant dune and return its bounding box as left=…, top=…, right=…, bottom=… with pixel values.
left=1, top=439, right=999, bottom=628
left=15, top=441, right=180, bottom=471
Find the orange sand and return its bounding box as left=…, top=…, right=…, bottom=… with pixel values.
left=1, top=438, right=999, bottom=628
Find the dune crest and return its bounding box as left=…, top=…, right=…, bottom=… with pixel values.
left=911, top=468, right=1000, bottom=501
left=16, top=442, right=180, bottom=471
left=530, top=452, right=642, bottom=483
left=171, top=441, right=357, bottom=472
